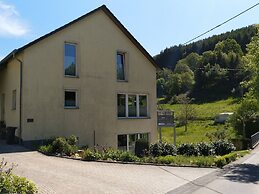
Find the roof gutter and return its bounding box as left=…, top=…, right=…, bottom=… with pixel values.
left=12, top=52, right=23, bottom=144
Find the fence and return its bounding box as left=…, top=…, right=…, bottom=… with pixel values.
left=251, top=131, right=259, bottom=148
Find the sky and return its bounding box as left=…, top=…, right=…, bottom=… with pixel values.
left=0, top=0, right=258, bottom=60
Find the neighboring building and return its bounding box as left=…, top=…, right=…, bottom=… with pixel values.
left=0, top=5, right=159, bottom=151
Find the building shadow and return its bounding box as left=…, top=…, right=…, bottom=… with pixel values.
left=0, top=140, right=33, bottom=154
left=224, top=163, right=259, bottom=184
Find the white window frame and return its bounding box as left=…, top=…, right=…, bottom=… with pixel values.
left=117, top=93, right=148, bottom=118
left=64, top=42, right=78, bottom=77
left=118, top=133, right=149, bottom=151
left=64, top=89, right=79, bottom=109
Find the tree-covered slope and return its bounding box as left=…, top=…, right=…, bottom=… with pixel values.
left=155, top=25, right=257, bottom=70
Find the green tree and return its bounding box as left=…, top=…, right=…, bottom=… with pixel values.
left=242, top=31, right=259, bottom=99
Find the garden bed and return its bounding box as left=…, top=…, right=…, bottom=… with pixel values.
left=38, top=135, right=250, bottom=168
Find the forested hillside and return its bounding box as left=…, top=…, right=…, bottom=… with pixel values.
left=155, top=25, right=257, bottom=70
left=155, top=25, right=258, bottom=101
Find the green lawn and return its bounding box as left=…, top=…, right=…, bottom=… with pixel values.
left=160, top=98, right=239, bottom=144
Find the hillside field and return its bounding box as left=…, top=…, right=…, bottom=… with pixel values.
left=160, top=98, right=239, bottom=144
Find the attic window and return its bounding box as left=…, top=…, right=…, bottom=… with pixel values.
left=116, top=52, right=126, bottom=81
left=64, top=43, right=77, bottom=77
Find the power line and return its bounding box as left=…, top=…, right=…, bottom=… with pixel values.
left=184, top=2, right=259, bottom=45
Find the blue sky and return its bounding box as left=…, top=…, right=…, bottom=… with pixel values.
left=0, top=0, right=258, bottom=59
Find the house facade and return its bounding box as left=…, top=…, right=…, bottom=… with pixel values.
left=0, top=5, right=158, bottom=151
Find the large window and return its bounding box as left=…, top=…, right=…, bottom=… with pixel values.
left=118, top=133, right=149, bottom=152
left=64, top=43, right=77, bottom=76
left=117, top=94, right=148, bottom=118
left=116, top=52, right=125, bottom=81
left=64, top=90, right=78, bottom=108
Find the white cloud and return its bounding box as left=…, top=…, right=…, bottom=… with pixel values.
left=0, top=1, right=29, bottom=37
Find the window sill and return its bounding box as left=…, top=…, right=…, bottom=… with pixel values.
left=117, top=80, right=128, bottom=83
left=118, top=117, right=150, bottom=120
left=64, top=75, right=79, bottom=78
left=64, top=106, right=79, bottom=109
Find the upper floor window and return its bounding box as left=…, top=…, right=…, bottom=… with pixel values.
left=116, top=52, right=126, bottom=81
left=64, top=43, right=77, bottom=76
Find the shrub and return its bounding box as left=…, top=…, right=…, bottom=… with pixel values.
left=149, top=142, right=163, bottom=157
left=212, top=140, right=236, bottom=156
left=38, top=144, right=53, bottom=155
left=149, top=142, right=177, bottom=157
left=0, top=159, right=37, bottom=194
left=101, top=149, right=124, bottom=161
left=196, top=142, right=214, bottom=156
left=83, top=149, right=101, bottom=161
left=177, top=143, right=199, bottom=156
left=214, top=157, right=227, bottom=167
left=135, top=139, right=149, bottom=157
left=119, top=152, right=139, bottom=162
left=67, top=135, right=78, bottom=146
left=48, top=136, right=78, bottom=156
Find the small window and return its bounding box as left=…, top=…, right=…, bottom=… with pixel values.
left=64, top=91, right=77, bottom=108
left=117, top=94, right=126, bottom=117
left=64, top=43, right=77, bottom=76
left=139, top=95, right=147, bottom=117
left=116, top=52, right=125, bottom=81
left=12, top=90, right=16, bottom=110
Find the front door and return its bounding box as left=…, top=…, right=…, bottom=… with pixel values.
left=0, top=93, right=5, bottom=121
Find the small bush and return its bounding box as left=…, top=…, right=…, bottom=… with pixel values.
left=0, top=159, right=37, bottom=194
left=38, top=144, right=53, bottom=155
left=135, top=139, right=149, bottom=157
left=196, top=142, right=214, bottom=156
left=177, top=143, right=199, bottom=156
left=214, top=157, right=227, bottom=167
left=119, top=152, right=139, bottom=162
left=47, top=136, right=78, bottom=156
left=212, top=140, right=236, bottom=156
left=149, top=142, right=177, bottom=157
left=102, top=149, right=122, bottom=161
left=83, top=149, right=101, bottom=161
left=67, top=135, right=78, bottom=146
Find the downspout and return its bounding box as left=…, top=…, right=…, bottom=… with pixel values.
left=13, top=53, right=23, bottom=144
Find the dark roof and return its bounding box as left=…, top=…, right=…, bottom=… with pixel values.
left=0, top=5, right=159, bottom=69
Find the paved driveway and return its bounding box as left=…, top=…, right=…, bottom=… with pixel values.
left=0, top=144, right=216, bottom=194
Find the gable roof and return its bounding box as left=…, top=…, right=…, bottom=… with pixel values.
left=0, top=5, right=160, bottom=69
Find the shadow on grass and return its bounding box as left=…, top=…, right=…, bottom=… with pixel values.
left=224, top=163, right=259, bottom=184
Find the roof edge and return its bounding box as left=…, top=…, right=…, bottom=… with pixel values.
left=0, top=5, right=160, bottom=70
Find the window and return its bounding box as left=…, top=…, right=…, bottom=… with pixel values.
left=139, top=95, right=147, bottom=117
left=118, top=133, right=149, bottom=152
left=12, top=90, right=16, bottom=110
left=64, top=43, right=77, bottom=76
left=118, top=135, right=127, bottom=151
left=116, top=52, right=125, bottom=81
left=117, top=94, right=148, bottom=118
left=117, top=94, right=126, bottom=117
left=64, top=90, right=77, bottom=108
left=128, top=95, right=137, bottom=117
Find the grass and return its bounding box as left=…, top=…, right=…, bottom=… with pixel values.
left=160, top=98, right=239, bottom=144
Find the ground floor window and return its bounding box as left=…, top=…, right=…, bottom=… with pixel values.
left=117, top=133, right=149, bottom=152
